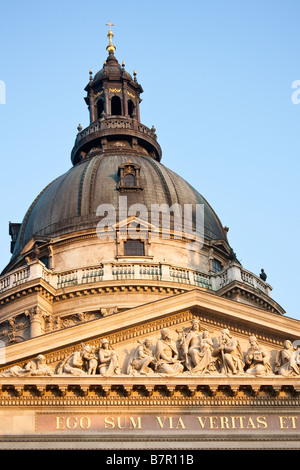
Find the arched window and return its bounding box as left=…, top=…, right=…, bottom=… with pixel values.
left=124, top=173, right=135, bottom=187
left=128, top=100, right=135, bottom=117
left=97, top=99, right=104, bottom=119
left=111, top=95, right=122, bottom=115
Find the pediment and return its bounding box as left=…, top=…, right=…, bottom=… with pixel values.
left=113, top=216, right=159, bottom=233
left=1, top=289, right=300, bottom=382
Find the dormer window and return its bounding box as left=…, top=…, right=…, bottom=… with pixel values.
left=117, top=161, right=143, bottom=192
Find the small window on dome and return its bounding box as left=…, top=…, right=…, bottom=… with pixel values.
left=117, top=161, right=143, bottom=192
left=124, top=240, right=145, bottom=256
left=213, top=259, right=223, bottom=273
left=124, top=173, right=135, bottom=187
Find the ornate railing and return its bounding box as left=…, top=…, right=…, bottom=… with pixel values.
left=75, top=117, right=157, bottom=143
left=0, top=260, right=272, bottom=298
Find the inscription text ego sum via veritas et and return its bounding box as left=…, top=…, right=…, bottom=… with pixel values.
left=35, top=414, right=300, bottom=433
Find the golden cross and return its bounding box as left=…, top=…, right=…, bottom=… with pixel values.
left=105, top=21, right=116, bottom=54
left=106, top=21, right=115, bottom=33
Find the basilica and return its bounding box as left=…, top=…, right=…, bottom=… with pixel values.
left=0, top=25, right=299, bottom=450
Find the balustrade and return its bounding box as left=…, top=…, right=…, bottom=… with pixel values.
left=0, top=260, right=271, bottom=298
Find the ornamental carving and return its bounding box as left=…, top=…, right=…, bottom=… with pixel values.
left=1, top=319, right=300, bottom=378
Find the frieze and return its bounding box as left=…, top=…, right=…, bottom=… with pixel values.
left=1, top=318, right=299, bottom=379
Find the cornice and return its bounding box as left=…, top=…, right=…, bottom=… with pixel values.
left=0, top=375, right=299, bottom=407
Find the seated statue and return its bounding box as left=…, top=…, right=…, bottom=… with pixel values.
left=212, top=328, right=244, bottom=375
left=245, top=335, right=272, bottom=376
left=179, top=320, right=215, bottom=374
left=127, top=338, right=156, bottom=375
left=154, top=328, right=184, bottom=375
left=56, top=345, right=88, bottom=376
left=275, top=340, right=300, bottom=376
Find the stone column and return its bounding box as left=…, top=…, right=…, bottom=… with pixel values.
left=25, top=307, right=45, bottom=339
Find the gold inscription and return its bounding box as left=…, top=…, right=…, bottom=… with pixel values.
left=104, top=416, right=142, bottom=429
left=36, top=414, right=300, bottom=433
left=278, top=416, right=298, bottom=429
left=55, top=416, right=91, bottom=430
left=156, top=416, right=186, bottom=429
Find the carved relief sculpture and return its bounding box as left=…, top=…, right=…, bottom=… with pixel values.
left=245, top=335, right=273, bottom=376
left=154, top=328, right=184, bottom=376
left=56, top=344, right=90, bottom=376
left=2, top=320, right=300, bottom=378
left=275, top=340, right=300, bottom=377
left=127, top=338, right=156, bottom=375
left=98, top=338, right=120, bottom=377
left=178, top=320, right=215, bottom=374
left=0, top=355, right=53, bottom=377
left=212, top=328, right=244, bottom=375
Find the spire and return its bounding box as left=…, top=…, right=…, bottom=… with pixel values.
left=106, top=20, right=116, bottom=55
left=71, top=25, right=162, bottom=165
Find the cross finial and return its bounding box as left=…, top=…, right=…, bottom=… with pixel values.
left=106, top=20, right=114, bottom=31
left=106, top=21, right=116, bottom=54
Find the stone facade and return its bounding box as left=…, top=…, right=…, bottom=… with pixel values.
left=0, top=26, right=298, bottom=450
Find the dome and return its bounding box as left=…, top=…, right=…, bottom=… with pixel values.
left=10, top=152, right=227, bottom=262
left=4, top=34, right=230, bottom=275
left=93, top=53, right=133, bottom=83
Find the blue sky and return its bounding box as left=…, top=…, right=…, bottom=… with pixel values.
left=0, top=0, right=299, bottom=319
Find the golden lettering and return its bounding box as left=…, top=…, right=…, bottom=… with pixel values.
left=197, top=415, right=268, bottom=430
left=156, top=417, right=167, bottom=428
left=220, top=416, right=230, bottom=429
left=104, top=416, right=115, bottom=429
left=104, top=416, right=142, bottom=430
left=55, top=416, right=65, bottom=430
left=230, top=416, right=237, bottom=429
left=246, top=417, right=256, bottom=429
left=256, top=416, right=268, bottom=429
left=156, top=416, right=185, bottom=429
left=55, top=416, right=91, bottom=430
left=176, top=417, right=186, bottom=429
left=66, top=417, right=77, bottom=429
left=79, top=417, right=91, bottom=429
left=117, top=417, right=127, bottom=429
left=209, top=417, right=219, bottom=429
left=278, top=416, right=298, bottom=429
left=129, top=417, right=142, bottom=429
left=197, top=417, right=207, bottom=428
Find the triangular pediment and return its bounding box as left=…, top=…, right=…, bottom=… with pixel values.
left=113, top=216, right=159, bottom=233
left=1, top=289, right=300, bottom=380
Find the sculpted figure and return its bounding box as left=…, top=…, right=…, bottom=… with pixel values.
left=83, top=345, right=98, bottom=375
left=245, top=335, right=272, bottom=376
left=212, top=328, right=244, bottom=375
left=0, top=354, right=53, bottom=377
left=98, top=338, right=120, bottom=377
left=179, top=320, right=215, bottom=374
left=127, top=338, right=156, bottom=375
left=56, top=345, right=88, bottom=376
left=154, top=328, right=184, bottom=375
left=275, top=340, right=300, bottom=376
